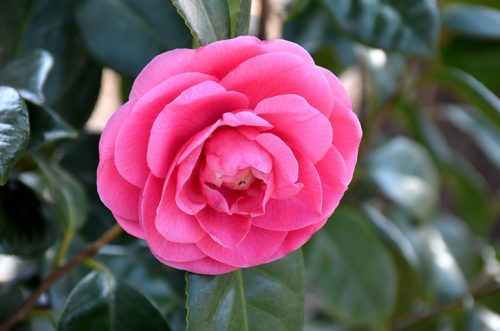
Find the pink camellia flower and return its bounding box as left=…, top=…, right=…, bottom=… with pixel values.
left=97, top=36, right=361, bottom=275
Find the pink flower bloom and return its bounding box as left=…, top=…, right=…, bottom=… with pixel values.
left=97, top=36, right=362, bottom=275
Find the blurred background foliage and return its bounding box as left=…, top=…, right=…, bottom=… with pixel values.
left=0, top=0, right=500, bottom=330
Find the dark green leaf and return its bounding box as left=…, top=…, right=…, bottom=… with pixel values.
left=20, top=0, right=103, bottom=126
left=363, top=204, right=419, bottom=268
left=28, top=105, right=77, bottom=150
left=442, top=39, right=500, bottom=93
left=34, top=155, right=87, bottom=230
left=187, top=250, right=305, bottom=331
left=0, top=86, right=29, bottom=185
left=366, top=137, right=439, bottom=220
left=426, top=66, right=500, bottom=128
left=306, top=207, right=397, bottom=328
left=442, top=4, right=500, bottom=39
left=466, top=306, right=500, bottom=331
left=0, top=0, right=34, bottom=66
left=0, top=49, right=53, bottom=105
left=443, top=105, right=500, bottom=168
left=58, top=270, right=171, bottom=331
left=0, top=285, right=30, bottom=331
left=321, top=0, right=439, bottom=55
left=76, top=0, right=191, bottom=77
left=228, top=0, right=252, bottom=37
left=172, top=0, right=231, bottom=45
left=0, top=178, right=58, bottom=257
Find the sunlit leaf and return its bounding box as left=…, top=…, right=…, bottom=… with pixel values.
left=187, top=250, right=305, bottom=331
left=0, top=86, right=29, bottom=185
left=442, top=4, right=500, bottom=39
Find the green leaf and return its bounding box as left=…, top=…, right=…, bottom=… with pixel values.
left=0, top=285, right=30, bottom=331
left=363, top=204, right=419, bottom=268
left=433, top=214, right=485, bottom=281
left=396, top=216, right=467, bottom=303
left=187, top=250, right=305, bottom=331
left=34, top=155, right=87, bottom=230
left=76, top=0, right=191, bottom=77
left=306, top=207, right=397, bottom=328
left=58, top=270, right=171, bottom=331
left=20, top=0, right=103, bottom=127
left=426, top=67, right=500, bottom=128
left=28, top=105, right=77, bottom=150
left=443, top=105, right=500, bottom=168
left=466, top=306, right=500, bottom=331
left=366, top=137, right=439, bottom=220
left=0, top=178, right=58, bottom=257
left=0, top=49, right=53, bottom=105
left=172, top=0, right=231, bottom=45
left=0, top=86, right=29, bottom=185
left=442, top=4, right=500, bottom=39
left=0, top=0, right=35, bottom=66
left=228, top=0, right=252, bottom=37
left=321, top=0, right=439, bottom=56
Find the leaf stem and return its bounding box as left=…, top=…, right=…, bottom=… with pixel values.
left=0, top=224, right=122, bottom=331
left=51, top=228, right=74, bottom=269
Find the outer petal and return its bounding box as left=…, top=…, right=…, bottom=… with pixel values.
left=269, top=223, right=319, bottom=261
left=164, top=257, right=236, bottom=275
left=255, top=94, right=333, bottom=163
left=113, top=214, right=145, bottom=239
left=155, top=176, right=206, bottom=243
left=98, top=102, right=130, bottom=161
left=195, top=207, right=252, bottom=249
left=196, top=226, right=287, bottom=267
left=141, top=174, right=205, bottom=262
left=260, top=39, right=314, bottom=64
left=115, top=73, right=216, bottom=187
left=221, top=52, right=333, bottom=116
left=316, top=146, right=348, bottom=218
left=320, top=67, right=362, bottom=180
left=176, top=145, right=206, bottom=215
left=148, top=89, right=249, bottom=178
left=251, top=154, right=323, bottom=231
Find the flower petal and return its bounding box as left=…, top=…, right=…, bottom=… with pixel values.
left=164, top=257, right=236, bottom=275
left=113, top=213, right=145, bottom=239
left=320, top=67, right=362, bottom=179
left=147, top=90, right=248, bottom=178
left=141, top=174, right=205, bottom=262
left=115, top=73, right=216, bottom=187
left=251, top=153, right=323, bottom=231
left=221, top=52, right=333, bottom=116
left=255, top=94, right=332, bottom=163
left=196, top=226, right=287, bottom=267
left=196, top=207, right=252, bottom=249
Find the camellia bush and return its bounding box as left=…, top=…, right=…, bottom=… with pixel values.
left=1, top=0, right=500, bottom=330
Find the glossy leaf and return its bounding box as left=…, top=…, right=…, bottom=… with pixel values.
left=34, top=155, right=87, bottom=230
left=321, top=0, right=439, bottom=55
left=28, top=105, right=77, bottom=150
left=306, top=207, right=397, bottom=328
left=0, top=86, right=29, bottom=185
left=366, top=137, right=439, bottom=220
left=0, top=0, right=34, bottom=66
left=187, top=250, right=305, bottom=331
left=443, top=105, right=500, bottom=168
left=228, top=0, right=252, bottom=37
left=0, top=179, right=57, bottom=257
left=58, top=270, right=171, bottom=331
left=466, top=306, right=500, bottom=331
left=0, top=49, right=53, bottom=105
left=76, top=0, right=191, bottom=77
left=172, top=0, right=231, bottom=45
left=20, top=0, right=103, bottom=127
left=426, top=66, right=500, bottom=128
left=442, top=4, right=500, bottom=39
left=397, top=217, right=467, bottom=303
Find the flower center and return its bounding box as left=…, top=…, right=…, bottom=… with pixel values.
left=221, top=167, right=255, bottom=191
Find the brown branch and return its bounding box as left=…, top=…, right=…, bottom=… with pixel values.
left=0, top=225, right=122, bottom=331
left=258, top=0, right=269, bottom=40
left=392, top=281, right=500, bottom=331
